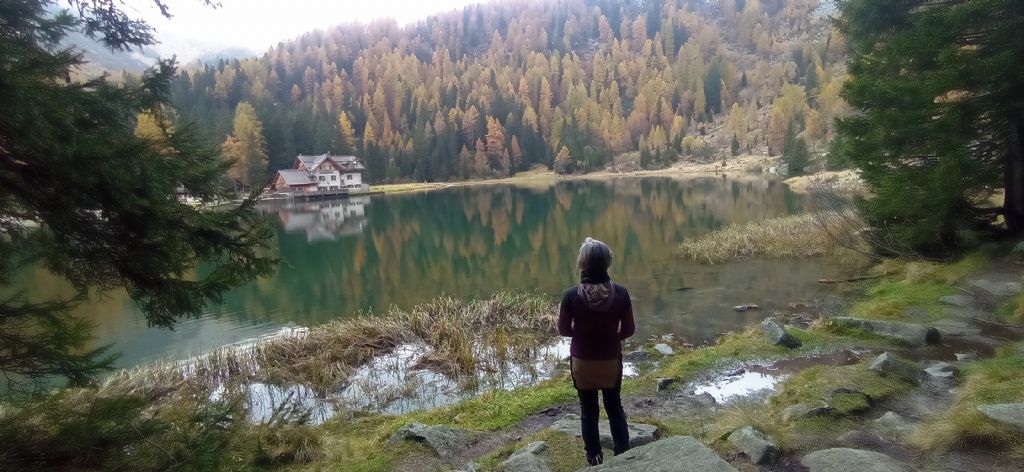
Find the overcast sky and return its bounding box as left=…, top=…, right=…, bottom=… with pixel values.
left=123, top=0, right=479, bottom=58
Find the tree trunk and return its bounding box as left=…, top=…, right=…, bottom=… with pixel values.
left=1005, top=119, right=1024, bottom=234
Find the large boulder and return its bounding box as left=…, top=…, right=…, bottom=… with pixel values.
left=728, top=426, right=780, bottom=465
left=939, top=294, right=978, bottom=310
left=868, top=353, right=922, bottom=385
left=549, top=414, right=659, bottom=449
left=388, top=422, right=472, bottom=461
left=976, top=403, right=1024, bottom=431
left=500, top=441, right=551, bottom=472
left=801, top=448, right=914, bottom=472
left=831, top=317, right=940, bottom=346
left=587, top=436, right=737, bottom=472
left=970, top=279, right=1023, bottom=297
left=760, top=317, right=802, bottom=348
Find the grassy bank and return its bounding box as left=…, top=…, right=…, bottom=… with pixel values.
left=677, top=213, right=864, bottom=264
left=0, top=291, right=558, bottom=472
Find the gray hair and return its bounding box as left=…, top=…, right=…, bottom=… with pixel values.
left=577, top=237, right=613, bottom=272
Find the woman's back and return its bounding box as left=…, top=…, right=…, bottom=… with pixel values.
left=559, top=284, right=634, bottom=360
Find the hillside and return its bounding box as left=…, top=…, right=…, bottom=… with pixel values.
left=169, top=0, right=847, bottom=184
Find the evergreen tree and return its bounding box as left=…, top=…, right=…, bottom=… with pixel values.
left=0, top=0, right=275, bottom=392
left=731, top=134, right=741, bottom=156
left=836, top=0, right=1024, bottom=253
left=781, top=125, right=809, bottom=176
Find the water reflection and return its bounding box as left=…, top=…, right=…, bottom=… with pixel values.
left=15, top=175, right=856, bottom=368
left=262, top=196, right=370, bottom=241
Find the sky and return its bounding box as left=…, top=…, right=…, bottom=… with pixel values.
left=124, top=0, right=479, bottom=59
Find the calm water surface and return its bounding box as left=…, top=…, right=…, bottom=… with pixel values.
left=23, top=175, right=856, bottom=368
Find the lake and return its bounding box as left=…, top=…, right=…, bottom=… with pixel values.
left=21, top=175, right=855, bottom=368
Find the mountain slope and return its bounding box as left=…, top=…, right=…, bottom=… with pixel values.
left=170, top=0, right=846, bottom=182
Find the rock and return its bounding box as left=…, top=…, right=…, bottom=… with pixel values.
left=782, top=402, right=834, bottom=422
left=623, top=349, right=651, bottom=363
left=976, top=403, right=1024, bottom=431
left=873, top=412, right=914, bottom=442
left=970, top=279, right=1023, bottom=297
left=388, top=422, right=472, bottom=460
left=588, top=436, right=738, bottom=472
left=931, top=319, right=982, bottom=337
left=728, top=426, right=780, bottom=465
left=924, top=362, right=959, bottom=379
left=656, top=377, right=678, bottom=391
left=760, top=317, right=802, bottom=348
left=831, top=317, right=940, bottom=346
left=939, top=294, right=977, bottom=309
left=733, top=304, right=760, bottom=312
left=801, top=448, right=914, bottom=472
left=653, top=343, right=674, bottom=355
left=499, top=441, right=551, bottom=472
left=1012, top=240, right=1024, bottom=255
left=549, top=414, right=660, bottom=449
left=954, top=352, right=977, bottom=362
left=868, top=353, right=921, bottom=385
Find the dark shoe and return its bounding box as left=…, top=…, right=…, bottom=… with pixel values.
left=613, top=445, right=630, bottom=456
left=587, top=452, right=604, bottom=466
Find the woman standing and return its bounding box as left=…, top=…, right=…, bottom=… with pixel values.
left=558, top=237, right=635, bottom=466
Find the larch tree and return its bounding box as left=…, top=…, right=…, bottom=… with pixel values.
left=221, top=102, right=269, bottom=188
left=338, top=112, right=357, bottom=154
left=836, top=0, right=1024, bottom=253
left=554, top=145, right=572, bottom=174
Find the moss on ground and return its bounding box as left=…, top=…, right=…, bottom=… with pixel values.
left=849, top=252, right=987, bottom=321
left=911, top=344, right=1024, bottom=455
left=476, top=429, right=587, bottom=472
left=1000, top=292, right=1024, bottom=323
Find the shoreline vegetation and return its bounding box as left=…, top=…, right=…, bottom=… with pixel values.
left=677, top=212, right=865, bottom=264
left=5, top=248, right=1024, bottom=471
left=369, top=154, right=782, bottom=195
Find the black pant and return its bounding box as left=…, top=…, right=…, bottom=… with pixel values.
left=576, top=385, right=630, bottom=458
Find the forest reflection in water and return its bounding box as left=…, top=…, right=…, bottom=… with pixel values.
left=26, top=175, right=855, bottom=368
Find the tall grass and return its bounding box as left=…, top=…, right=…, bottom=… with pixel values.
left=676, top=213, right=864, bottom=264
left=103, top=291, right=557, bottom=398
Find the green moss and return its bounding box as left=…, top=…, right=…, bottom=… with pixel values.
left=830, top=392, right=870, bottom=414
left=768, top=362, right=910, bottom=414
left=850, top=252, right=988, bottom=321
left=414, top=378, right=576, bottom=431
left=1000, top=292, right=1024, bottom=323
left=476, top=430, right=587, bottom=472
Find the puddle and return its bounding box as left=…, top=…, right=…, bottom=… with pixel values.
left=688, top=349, right=868, bottom=403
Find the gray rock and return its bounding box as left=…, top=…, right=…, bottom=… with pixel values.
left=728, top=426, right=780, bottom=465
left=924, top=362, right=959, bottom=379
left=831, top=317, right=940, bottom=346
left=868, top=353, right=921, bottom=385
left=760, top=317, right=802, bottom=348
left=388, top=422, right=472, bottom=460
left=653, top=343, right=674, bottom=355
left=782, top=401, right=834, bottom=422
left=976, top=403, right=1024, bottom=431
left=588, top=436, right=738, bottom=472
left=939, top=294, right=977, bottom=309
left=954, top=352, right=977, bottom=362
left=873, top=412, right=913, bottom=442
left=549, top=414, right=659, bottom=449
left=970, top=279, right=1023, bottom=297
left=801, top=448, right=914, bottom=472
left=500, top=441, right=550, bottom=472
left=932, top=319, right=982, bottom=337
left=1012, top=240, right=1024, bottom=255
left=623, top=349, right=651, bottom=363
left=656, top=377, right=678, bottom=391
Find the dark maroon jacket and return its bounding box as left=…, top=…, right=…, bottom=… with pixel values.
left=558, top=283, right=635, bottom=360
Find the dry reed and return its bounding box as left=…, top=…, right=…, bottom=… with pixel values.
left=676, top=213, right=865, bottom=264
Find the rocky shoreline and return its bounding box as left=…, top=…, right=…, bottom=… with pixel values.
left=374, top=251, right=1024, bottom=472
